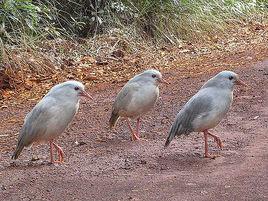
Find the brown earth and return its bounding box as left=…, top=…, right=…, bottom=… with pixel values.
left=0, top=45, right=267, bottom=200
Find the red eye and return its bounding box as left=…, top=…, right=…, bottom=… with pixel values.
left=152, top=74, right=156, bottom=78
left=74, top=86, right=79, bottom=91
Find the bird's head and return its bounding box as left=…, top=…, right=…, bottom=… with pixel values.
left=47, top=80, right=92, bottom=101
left=135, top=69, right=168, bottom=85
left=203, top=71, right=247, bottom=90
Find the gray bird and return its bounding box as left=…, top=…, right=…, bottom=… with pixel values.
left=165, top=71, right=247, bottom=158
left=12, top=81, right=92, bottom=163
left=109, top=69, right=167, bottom=141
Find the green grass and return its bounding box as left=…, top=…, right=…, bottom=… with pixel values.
left=1, top=0, right=267, bottom=45
left=0, top=0, right=267, bottom=47
left=103, top=0, right=268, bottom=43
left=0, top=0, right=267, bottom=93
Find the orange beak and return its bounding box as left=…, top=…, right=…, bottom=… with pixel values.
left=80, top=90, right=93, bottom=99
left=236, top=79, right=248, bottom=87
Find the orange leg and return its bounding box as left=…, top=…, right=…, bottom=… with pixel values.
left=53, top=142, right=64, bottom=163
left=207, top=131, right=223, bottom=149
left=203, top=131, right=211, bottom=158
left=126, top=118, right=140, bottom=141
left=203, top=130, right=222, bottom=158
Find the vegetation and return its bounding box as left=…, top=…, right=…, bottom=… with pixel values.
left=0, top=0, right=267, bottom=95
left=0, top=0, right=267, bottom=45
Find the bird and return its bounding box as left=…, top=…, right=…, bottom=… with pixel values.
left=109, top=69, right=167, bottom=141
left=165, top=71, right=247, bottom=158
left=11, top=80, right=92, bottom=163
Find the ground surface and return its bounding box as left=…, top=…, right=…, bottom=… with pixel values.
left=0, top=46, right=267, bottom=200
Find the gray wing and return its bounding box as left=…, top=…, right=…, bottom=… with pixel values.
left=17, top=97, right=59, bottom=147
left=177, top=91, right=213, bottom=133
left=12, top=96, right=60, bottom=159
left=112, top=82, right=140, bottom=113
left=165, top=89, right=213, bottom=147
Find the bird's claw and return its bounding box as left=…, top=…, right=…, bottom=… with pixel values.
left=54, top=160, right=64, bottom=164
left=131, top=131, right=140, bottom=141
left=131, top=135, right=140, bottom=141
left=204, top=153, right=220, bottom=159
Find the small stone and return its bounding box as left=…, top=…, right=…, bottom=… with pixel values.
left=201, top=190, right=208, bottom=195
left=74, top=141, right=87, bottom=146
left=140, top=160, right=147, bottom=164
left=1, top=185, right=6, bottom=190
left=31, top=155, right=40, bottom=161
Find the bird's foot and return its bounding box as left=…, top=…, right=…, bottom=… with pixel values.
left=49, top=157, right=64, bottom=164
left=52, top=143, right=64, bottom=163
left=53, top=160, right=64, bottom=164
left=130, top=130, right=141, bottom=141
left=204, top=153, right=220, bottom=159
left=131, top=134, right=140, bottom=141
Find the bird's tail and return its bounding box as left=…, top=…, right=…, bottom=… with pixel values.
left=11, top=143, right=24, bottom=160
left=109, top=111, right=120, bottom=129
left=11, top=134, right=26, bottom=160
left=164, top=125, right=177, bottom=147
left=164, top=117, right=184, bottom=147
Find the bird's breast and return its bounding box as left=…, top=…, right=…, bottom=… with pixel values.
left=42, top=102, right=79, bottom=140
left=193, top=91, right=233, bottom=131
left=123, top=85, right=159, bottom=118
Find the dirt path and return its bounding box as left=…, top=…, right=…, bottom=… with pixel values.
left=0, top=53, right=267, bottom=200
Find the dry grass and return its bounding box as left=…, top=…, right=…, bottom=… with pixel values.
left=0, top=21, right=267, bottom=107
